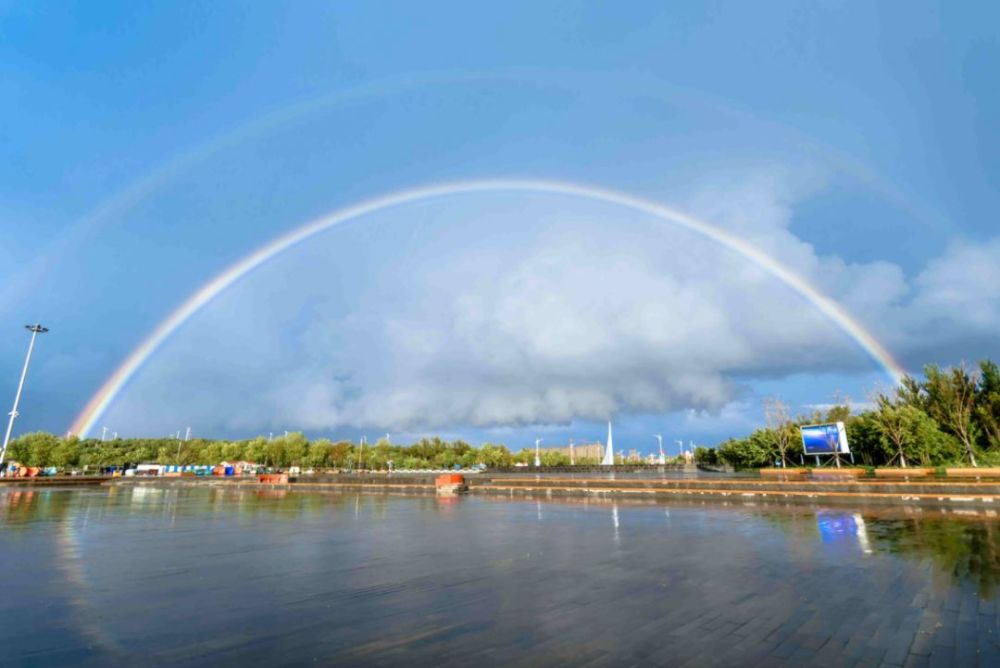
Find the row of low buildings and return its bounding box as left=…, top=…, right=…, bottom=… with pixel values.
left=133, top=461, right=260, bottom=477
left=527, top=443, right=696, bottom=465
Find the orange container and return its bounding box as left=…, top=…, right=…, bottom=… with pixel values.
left=258, top=473, right=289, bottom=484
left=435, top=474, right=465, bottom=487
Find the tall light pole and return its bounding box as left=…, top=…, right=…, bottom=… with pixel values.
left=569, top=439, right=575, bottom=466
left=655, top=434, right=665, bottom=465
left=0, top=324, right=49, bottom=469
left=675, top=439, right=684, bottom=457
left=534, top=438, right=542, bottom=467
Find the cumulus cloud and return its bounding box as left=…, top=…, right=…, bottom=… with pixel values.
left=102, top=173, right=1000, bottom=436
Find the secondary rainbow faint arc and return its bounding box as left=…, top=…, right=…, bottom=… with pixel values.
left=69, top=178, right=907, bottom=437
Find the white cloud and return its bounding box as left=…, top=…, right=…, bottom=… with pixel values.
left=102, top=173, right=1000, bottom=436
left=911, top=239, right=1000, bottom=329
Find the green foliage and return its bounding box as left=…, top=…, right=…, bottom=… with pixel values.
left=919, top=363, right=980, bottom=465
left=715, top=359, right=1000, bottom=469
left=846, top=412, right=883, bottom=467
left=823, top=404, right=852, bottom=424
left=693, top=446, right=718, bottom=465
left=868, top=395, right=959, bottom=467
left=477, top=443, right=514, bottom=468
left=898, top=405, right=963, bottom=466
left=717, top=430, right=775, bottom=469
left=4, top=433, right=515, bottom=471
left=4, top=433, right=596, bottom=472
left=977, top=360, right=1000, bottom=450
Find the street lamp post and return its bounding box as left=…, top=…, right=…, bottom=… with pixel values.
left=655, top=434, right=665, bottom=465
left=0, top=324, right=49, bottom=469
left=534, top=438, right=542, bottom=467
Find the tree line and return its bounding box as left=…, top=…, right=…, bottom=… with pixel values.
left=3, top=433, right=512, bottom=470
left=3, top=432, right=617, bottom=471
left=698, top=360, right=1000, bottom=470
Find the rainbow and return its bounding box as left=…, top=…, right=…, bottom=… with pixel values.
left=69, top=179, right=907, bottom=437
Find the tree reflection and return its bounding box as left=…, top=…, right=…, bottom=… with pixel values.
left=865, top=516, right=1000, bottom=599
left=758, top=505, right=1000, bottom=599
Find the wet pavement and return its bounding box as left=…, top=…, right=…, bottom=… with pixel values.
left=1, top=486, right=999, bottom=666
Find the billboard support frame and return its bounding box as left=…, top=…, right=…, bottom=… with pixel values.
left=811, top=451, right=854, bottom=468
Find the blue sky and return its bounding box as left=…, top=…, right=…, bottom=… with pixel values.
left=1, top=1, right=998, bottom=453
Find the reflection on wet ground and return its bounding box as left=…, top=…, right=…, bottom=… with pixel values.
left=2, top=487, right=999, bottom=666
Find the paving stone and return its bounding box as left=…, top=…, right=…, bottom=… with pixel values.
left=926, top=647, right=955, bottom=668
left=902, top=654, right=930, bottom=668
left=909, top=631, right=934, bottom=657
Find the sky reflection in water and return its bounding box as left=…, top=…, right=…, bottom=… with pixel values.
left=1, top=487, right=999, bottom=666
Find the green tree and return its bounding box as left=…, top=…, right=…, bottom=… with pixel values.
left=976, top=360, right=1000, bottom=450
left=693, top=446, right=718, bottom=465
left=717, top=431, right=773, bottom=469
left=221, top=441, right=246, bottom=462
left=898, top=406, right=963, bottom=466
left=329, top=441, right=353, bottom=468
left=244, top=436, right=271, bottom=465
left=846, top=412, right=884, bottom=466
left=764, top=398, right=793, bottom=466
left=476, top=443, right=513, bottom=468
left=921, top=363, right=980, bottom=466
left=824, top=403, right=852, bottom=424
left=306, top=438, right=334, bottom=468
left=51, top=436, right=80, bottom=468
left=540, top=450, right=570, bottom=466
left=873, top=393, right=909, bottom=467
left=282, top=432, right=309, bottom=467
left=7, top=432, right=59, bottom=467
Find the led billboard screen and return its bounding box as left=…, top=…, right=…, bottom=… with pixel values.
left=800, top=421, right=850, bottom=455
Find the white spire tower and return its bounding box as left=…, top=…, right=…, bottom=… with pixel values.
left=601, top=421, right=615, bottom=466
